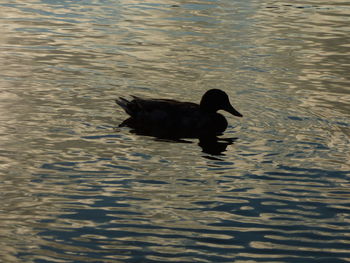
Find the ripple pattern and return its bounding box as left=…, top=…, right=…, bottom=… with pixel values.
left=0, top=0, right=349, bottom=263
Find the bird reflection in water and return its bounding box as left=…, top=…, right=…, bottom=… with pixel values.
left=198, top=136, right=237, bottom=155
left=122, top=126, right=237, bottom=155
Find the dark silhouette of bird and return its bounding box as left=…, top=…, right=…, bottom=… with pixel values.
left=116, top=89, right=242, bottom=140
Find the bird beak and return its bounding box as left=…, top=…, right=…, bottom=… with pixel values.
left=225, top=104, right=243, bottom=117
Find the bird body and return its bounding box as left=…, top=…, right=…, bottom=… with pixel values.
left=116, top=89, right=242, bottom=139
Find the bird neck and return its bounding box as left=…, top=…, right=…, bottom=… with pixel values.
left=200, top=100, right=218, bottom=113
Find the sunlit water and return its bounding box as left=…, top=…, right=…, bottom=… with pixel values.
left=0, top=0, right=349, bottom=262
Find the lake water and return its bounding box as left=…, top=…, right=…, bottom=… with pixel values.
left=0, top=0, right=349, bottom=262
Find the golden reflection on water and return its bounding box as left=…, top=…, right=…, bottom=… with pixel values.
left=0, top=0, right=350, bottom=262
left=257, top=2, right=350, bottom=117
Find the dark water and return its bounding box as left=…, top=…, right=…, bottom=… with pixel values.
left=0, top=0, right=349, bottom=262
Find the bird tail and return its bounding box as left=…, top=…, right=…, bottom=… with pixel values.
left=116, top=96, right=144, bottom=117
left=115, top=97, right=132, bottom=115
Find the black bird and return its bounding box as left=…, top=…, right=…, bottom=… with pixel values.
left=116, top=89, right=242, bottom=139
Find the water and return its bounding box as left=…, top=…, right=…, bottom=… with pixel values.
left=0, top=0, right=349, bottom=262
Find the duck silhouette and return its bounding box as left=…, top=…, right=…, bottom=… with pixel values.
left=116, top=89, right=242, bottom=140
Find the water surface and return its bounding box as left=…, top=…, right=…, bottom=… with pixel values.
left=0, top=0, right=349, bottom=262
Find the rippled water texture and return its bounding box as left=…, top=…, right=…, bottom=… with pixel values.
left=0, top=0, right=349, bottom=262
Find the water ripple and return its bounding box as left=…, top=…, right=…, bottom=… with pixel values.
left=1, top=0, right=350, bottom=262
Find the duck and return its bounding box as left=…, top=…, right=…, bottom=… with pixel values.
left=116, top=89, right=242, bottom=139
